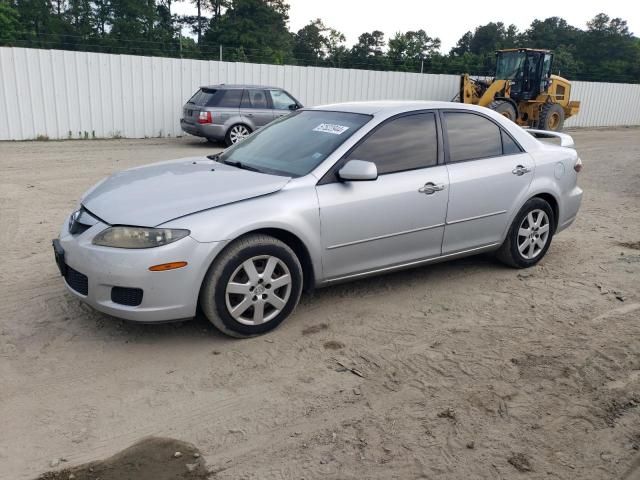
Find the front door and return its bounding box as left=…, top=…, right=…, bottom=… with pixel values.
left=441, top=111, right=534, bottom=254
left=316, top=112, right=449, bottom=281
left=268, top=89, right=299, bottom=120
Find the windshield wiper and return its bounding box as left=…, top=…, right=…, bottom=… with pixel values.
left=220, top=159, right=263, bottom=173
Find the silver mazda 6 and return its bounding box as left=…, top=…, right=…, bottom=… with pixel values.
left=53, top=101, right=583, bottom=337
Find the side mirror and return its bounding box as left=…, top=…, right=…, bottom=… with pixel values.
left=288, top=103, right=300, bottom=110
left=338, top=160, right=378, bottom=181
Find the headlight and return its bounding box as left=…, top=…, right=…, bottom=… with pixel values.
left=92, top=226, right=190, bottom=249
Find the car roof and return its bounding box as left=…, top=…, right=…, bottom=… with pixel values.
left=200, top=84, right=283, bottom=90
left=309, top=100, right=494, bottom=116
left=308, top=100, right=542, bottom=152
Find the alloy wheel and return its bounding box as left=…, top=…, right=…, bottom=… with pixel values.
left=229, top=125, right=250, bottom=144
left=225, top=255, right=292, bottom=325
left=517, top=209, right=550, bottom=260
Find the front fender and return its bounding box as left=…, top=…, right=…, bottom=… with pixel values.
left=163, top=186, right=323, bottom=282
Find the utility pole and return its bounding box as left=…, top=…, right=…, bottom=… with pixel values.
left=420, top=58, right=424, bottom=74
left=219, top=45, right=223, bottom=62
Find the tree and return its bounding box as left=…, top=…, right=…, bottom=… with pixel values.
left=469, top=22, right=518, bottom=55
left=0, top=1, right=20, bottom=43
left=292, top=18, right=346, bottom=65
left=387, top=29, right=441, bottom=71
left=349, top=30, right=387, bottom=69
left=523, top=17, right=579, bottom=50
left=450, top=31, right=472, bottom=56
left=202, top=0, right=293, bottom=64
left=579, top=13, right=636, bottom=81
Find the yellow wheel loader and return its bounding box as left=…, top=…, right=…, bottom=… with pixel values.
left=459, top=48, right=580, bottom=131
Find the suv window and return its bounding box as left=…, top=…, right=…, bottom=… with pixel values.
left=269, top=90, right=297, bottom=110
left=187, top=88, right=218, bottom=107
left=346, top=113, right=438, bottom=174
left=216, top=89, right=243, bottom=108
left=243, top=89, right=269, bottom=109
left=443, top=112, right=504, bottom=162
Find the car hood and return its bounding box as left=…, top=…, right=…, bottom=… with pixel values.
left=82, top=157, right=291, bottom=227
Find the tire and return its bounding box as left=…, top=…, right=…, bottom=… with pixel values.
left=488, top=100, right=517, bottom=122
left=224, top=124, right=252, bottom=147
left=538, top=103, right=565, bottom=131
left=200, top=234, right=303, bottom=337
left=496, top=198, right=555, bottom=269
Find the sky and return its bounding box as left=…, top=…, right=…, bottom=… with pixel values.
left=174, top=0, right=640, bottom=52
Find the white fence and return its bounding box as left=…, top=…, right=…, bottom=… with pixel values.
left=1, top=47, right=639, bottom=140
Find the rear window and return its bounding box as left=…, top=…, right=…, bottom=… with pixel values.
left=186, top=88, right=242, bottom=108
left=187, top=88, right=217, bottom=106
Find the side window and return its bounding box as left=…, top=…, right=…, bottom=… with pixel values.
left=346, top=113, right=438, bottom=174
left=443, top=112, right=503, bottom=162
left=501, top=130, right=523, bottom=155
left=216, top=89, right=243, bottom=108
left=245, top=89, right=269, bottom=109
left=269, top=90, right=297, bottom=110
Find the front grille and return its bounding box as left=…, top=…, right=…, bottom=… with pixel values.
left=111, top=287, right=143, bottom=307
left=65, top=266, right=88, bottom=295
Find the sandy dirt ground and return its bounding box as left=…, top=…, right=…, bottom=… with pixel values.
left=1, top=130, right=639, bottom=480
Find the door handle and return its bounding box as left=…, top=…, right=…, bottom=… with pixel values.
left=512, top=165, right=531, bottom=176
left=245, top=113, right=254, bottom=117
left=418, top=182, right=445, bottom=195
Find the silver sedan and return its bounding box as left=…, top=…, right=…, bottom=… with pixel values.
left=53, top=101, right=583, bottom=337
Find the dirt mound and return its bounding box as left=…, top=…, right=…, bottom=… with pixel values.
left=36, top=437, right=209, bottom=480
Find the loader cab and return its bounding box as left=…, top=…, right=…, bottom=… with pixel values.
left=495, top=49, right=553, bottom=102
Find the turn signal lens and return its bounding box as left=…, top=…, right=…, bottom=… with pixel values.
left=574, top=157, right=583, bottom=173
left=149, top=261, right=188, bottom=272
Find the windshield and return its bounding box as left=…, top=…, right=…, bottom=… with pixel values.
left=495, top=52, right=526, bottom=80
left=218, top=110, right=372, bottom=177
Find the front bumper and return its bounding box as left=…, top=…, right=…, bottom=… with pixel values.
left=56, top=219, right=223, bottom=322
left=180, top=119, right=226, bottom=141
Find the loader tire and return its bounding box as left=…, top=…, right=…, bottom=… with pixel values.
left=488, top=100, right=517, bottom=122
left=538, top=103, right=565, bottom=131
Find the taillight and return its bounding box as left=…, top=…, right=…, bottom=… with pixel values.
left=197, top=111, right=212, bottom=124
left=574, top=157, right=583, bottom=173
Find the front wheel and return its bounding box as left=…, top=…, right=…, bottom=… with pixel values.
left=200, top=234, right=303, bottom=337
left=496, top=198, right=555, bottom=268
left=225, top=124, right=252, bottom=146
left=538, top=103, right=565, bottom=131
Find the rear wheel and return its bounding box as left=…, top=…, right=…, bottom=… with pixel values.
left=225, top=124, right=251, bottom=146
left=488, top=100, right=517, bottom=122
left=200, top=234, right=303, bottom=337
left=538, top=103, right=565, bottom=131
left=496, top=198, right=555, bottom=268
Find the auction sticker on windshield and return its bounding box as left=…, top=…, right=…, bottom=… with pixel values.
left=313, top=124, right=350, bottom=135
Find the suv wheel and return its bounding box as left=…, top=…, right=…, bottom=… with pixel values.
left=200, top=234, right=303, bottom=337
left=225, top=124, right=251, bottom=146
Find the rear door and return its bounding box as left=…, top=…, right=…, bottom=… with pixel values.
left=441, top=110, right=534, bottom=254
left=208, top=88, right=242, bottom=126
left=240, top=89, right=273, bottom=129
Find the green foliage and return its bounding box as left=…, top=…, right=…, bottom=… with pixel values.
left=1, top=2, right=637, bottom=83
left=0, top=1, right=20, bottom=43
